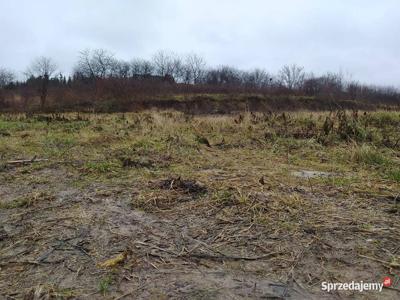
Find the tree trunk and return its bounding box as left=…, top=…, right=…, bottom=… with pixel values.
left=40, top=74, right=49, bottom=110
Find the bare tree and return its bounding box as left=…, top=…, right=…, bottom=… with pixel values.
left=26, top=56, right=57, bottom=79
left=152, top=50, right=183, bottom=81
left=172, top=56, right=185, bottom=82
left=130, top=59, right=154, bottom=76
left=183, top=53, right=206, bottom=84
left=0, top=68, right=15, bottom=88
left=76, top=49, right=116, bottom=79
left=204, top=65, right=242, bottom=86
left=278, top=64, right=305, bottom=90
left=75, top=49, right=94, bottom=78
left=242, top=68, right=272, bottom=89
left=110, top=60, right=130, bottom=78
left=0, top=68, right=15, bottom=108
left=25, top=56, right=57, bottom=109
left=346, top=80, right=361, bottom=100
left=152, top=50, right=173, bottom=77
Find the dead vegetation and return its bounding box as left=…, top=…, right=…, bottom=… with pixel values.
left=0, top=110, right=399, bottom=299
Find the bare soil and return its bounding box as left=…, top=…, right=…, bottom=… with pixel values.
left=1, top=166, right=398, bottom=300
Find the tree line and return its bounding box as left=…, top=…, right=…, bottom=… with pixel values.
left=0, top=49, right=399, bottom=111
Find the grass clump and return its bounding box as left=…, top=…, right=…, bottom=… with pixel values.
left=0, top=191, right=55, bottom=209
left=350, top=144, right=389, bottom=166
left=84, top=161, right=120, bottom=173
left=42, top=134, right=77, bottom=158
left=212, top=189, right=236, bottom=206
left=98, top=276, right=113, bottom=296
left=387, top=169, right=400, bottom=182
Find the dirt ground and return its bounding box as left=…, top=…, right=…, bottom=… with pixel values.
left=0, top=168, right=317, bottom=299
left=0, top=111, right=399, bottom=299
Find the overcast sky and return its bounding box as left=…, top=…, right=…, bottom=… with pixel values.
left=1, top=0, right=399, bottom=86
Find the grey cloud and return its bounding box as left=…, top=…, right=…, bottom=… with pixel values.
left=0, top=0, right=399, bottom=86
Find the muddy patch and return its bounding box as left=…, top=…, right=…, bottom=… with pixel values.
left=292, top=170, right=336, bottom=178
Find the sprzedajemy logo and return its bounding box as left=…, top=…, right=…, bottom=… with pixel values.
left=321, top=281, right=383, bottom=293
left=321, top=275, right=400, bottom=293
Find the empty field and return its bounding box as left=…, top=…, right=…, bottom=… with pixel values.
left=0, top=110, right=399, bottom=299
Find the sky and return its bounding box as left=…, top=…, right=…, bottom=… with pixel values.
left=0, top=0, right=399, bottom=86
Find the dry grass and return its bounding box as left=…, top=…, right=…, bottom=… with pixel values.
left=0, top=110, right=399, bottom=299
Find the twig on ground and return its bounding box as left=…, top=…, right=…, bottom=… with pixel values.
left=182, top=251, right=282, bottom=261
left=0, top=260, right=41, bottom=266
left=358, top=254, right=396, bottom=268
left=5, top=158, right=49, bottom=165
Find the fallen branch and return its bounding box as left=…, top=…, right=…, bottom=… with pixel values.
left=358, top=254, right=399, bottom=268
left=182, top=251, right=281, bottom=261
left=0, top=260, right=41, bottom=266
left=137, top=240, right=281, bottom=262
left=5, top=157, right=49, bottom=165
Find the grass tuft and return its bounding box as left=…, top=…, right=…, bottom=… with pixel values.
left=0, top=191, right=55, bottom=209
left=350, top=144, right=389, bottom=166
